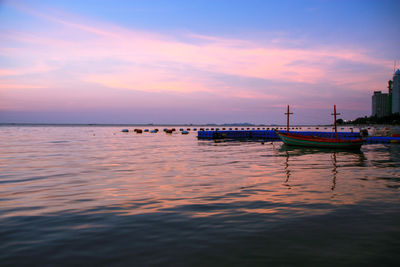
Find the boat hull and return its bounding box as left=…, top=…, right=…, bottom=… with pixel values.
left=277, top=132, right=363, bottom=150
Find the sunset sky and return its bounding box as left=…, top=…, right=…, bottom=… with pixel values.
left=0, top=0, right=399, bottom=124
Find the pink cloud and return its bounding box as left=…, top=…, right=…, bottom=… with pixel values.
left=0, top=63, right=55, bottom=77
left=0, top=81, right=46, bottom=89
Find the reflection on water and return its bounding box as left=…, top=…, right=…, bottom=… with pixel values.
left=1, top=126, right=400, bottom=265
left=279, top=145, right=368, bottom=194
left=331, top=152, right=337, bottom=191
left=284, top=150, right=291, bottom=188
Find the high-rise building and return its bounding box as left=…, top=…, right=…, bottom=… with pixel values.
left=393, top=69, right=400, bottom=114
left=372, top=91, right=389, bottom=117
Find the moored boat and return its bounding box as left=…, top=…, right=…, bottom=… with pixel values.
left=276, top=105, right=364, bottom=150
left=276, top=131, right=363, bottom=149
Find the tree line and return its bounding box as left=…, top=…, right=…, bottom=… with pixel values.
left=337, top=113, right=400, bottom=125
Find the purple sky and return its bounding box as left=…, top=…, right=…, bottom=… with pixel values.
left=0, top=0, right=399, bottom=124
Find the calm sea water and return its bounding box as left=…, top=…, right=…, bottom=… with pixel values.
left=1, top=126, right=400, bottom=266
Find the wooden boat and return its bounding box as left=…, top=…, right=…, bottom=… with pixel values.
left=276, top=131, right=363, bottom=149
left=276, top=105, right=364, bottom=150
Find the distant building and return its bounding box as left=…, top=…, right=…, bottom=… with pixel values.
left=387, top=80, right=393, bottom=114
left=372, top=91, right=389, bottom=117
left=393, top=69, right=400, bottom=114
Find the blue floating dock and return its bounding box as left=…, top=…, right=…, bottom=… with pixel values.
left=365, top=136, right=400, bottom=144
left=197, top=130, right=360, bottom=140
left=197, top=130, right=400, bottom=144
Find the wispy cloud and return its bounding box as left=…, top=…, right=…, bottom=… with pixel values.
left=3, top=3, right=390, bottom=82
left=0, top=81, right=46, bottom=89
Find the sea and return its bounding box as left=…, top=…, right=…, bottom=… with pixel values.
left=1, top=125, right=400, bottom=266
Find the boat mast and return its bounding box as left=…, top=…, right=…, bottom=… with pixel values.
left=285, top=105, right=293, bottom=133
left=331, top=105, right=340, bottom=139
